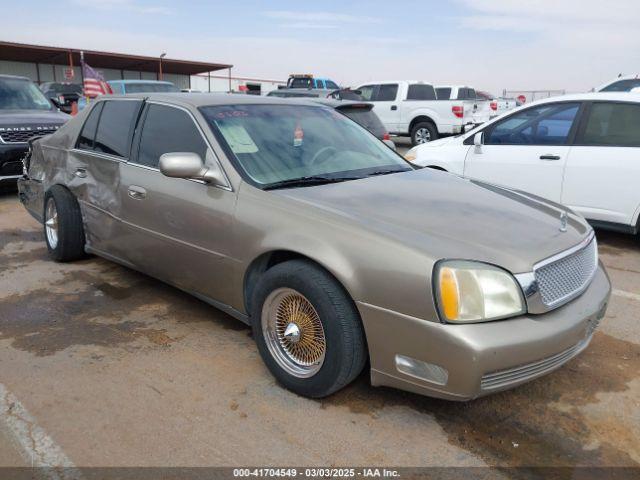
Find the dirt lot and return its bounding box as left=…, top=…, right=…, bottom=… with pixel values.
left=1, top=190, right=639, bottom=476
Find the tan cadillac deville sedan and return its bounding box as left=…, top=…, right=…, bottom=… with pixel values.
left=18, top=93, right=611, bottom=400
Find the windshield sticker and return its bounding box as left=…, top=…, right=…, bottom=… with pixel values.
left=216, top=122, right=258, bottom=154
left=293, top=123, right=304, bottom=147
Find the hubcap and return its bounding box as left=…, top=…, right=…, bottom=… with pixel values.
left=262, top=288, right=326, bottom=378
left=415, top=128, right=431, bottom=144
left=45, top=199, right=59, bottom=249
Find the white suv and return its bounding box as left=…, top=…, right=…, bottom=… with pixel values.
left=405, top=92, right=640, bottom=234
left=596, top=75, right=640, bottom=92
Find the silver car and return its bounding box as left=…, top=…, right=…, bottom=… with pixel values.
left=18, top=93, right=611, bottom=400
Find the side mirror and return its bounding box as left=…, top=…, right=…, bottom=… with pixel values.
left=473, top=132, right=484, bottom=146
left=159, top=151, right=227, bottom=187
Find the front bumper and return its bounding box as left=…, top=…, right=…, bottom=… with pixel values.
left=358, top=263, right=611, bottom=401
left=0, top=143, right=28, bottom=185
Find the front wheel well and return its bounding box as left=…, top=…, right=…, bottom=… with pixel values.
left=243, top=250, right=351, bottom=317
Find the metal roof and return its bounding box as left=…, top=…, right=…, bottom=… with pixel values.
left=0, top=41, right=232, bottom=76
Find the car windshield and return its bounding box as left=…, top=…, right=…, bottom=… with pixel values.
left=124, top=82, right=179, bottom=93
left=600, top=79, right=640, bottom=92
left=0, top=77, right=53, bottom=110
left=200, top=104, right=411, bottom=188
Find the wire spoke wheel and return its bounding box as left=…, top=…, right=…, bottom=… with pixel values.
left=45, top=199, right=59, bottom=249
left=262, top=288, right=326, bottom=378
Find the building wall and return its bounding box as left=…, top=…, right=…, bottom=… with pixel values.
left=0, top=60, right=190, bottom=88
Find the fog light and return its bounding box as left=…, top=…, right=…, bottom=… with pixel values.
left=395, top=355, right=448, bottom=385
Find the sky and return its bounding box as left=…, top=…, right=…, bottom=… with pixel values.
left=2, top=0, right=639, bottom=94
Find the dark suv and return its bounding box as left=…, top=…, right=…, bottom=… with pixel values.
left=40, top=82, right=83, bottom=113
left=0, top=75, right=69, bottom=189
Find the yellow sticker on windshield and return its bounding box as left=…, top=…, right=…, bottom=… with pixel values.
left=216, top=123, right=258, bottom=154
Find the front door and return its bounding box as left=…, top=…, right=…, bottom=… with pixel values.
left=464, top=102, right=581, bottom=203
left=118, top=102, right=237, bottom=305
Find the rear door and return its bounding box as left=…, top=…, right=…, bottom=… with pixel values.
left=69, top=98, right=142, bottom=256
left=118, top=101, right=237, bottom=304
left=464, top=101, right=582, bottom=202
left=562, top=101, right=640, bottom=226
left=358, top=83, right=402, bottom=133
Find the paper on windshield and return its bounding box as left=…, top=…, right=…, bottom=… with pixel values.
left=216, top=122, right=259, bottom=154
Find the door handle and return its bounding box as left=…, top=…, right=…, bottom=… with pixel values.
left=540, top=154, right=561, bottom=161
left=390, top=105, right=398, bottom=111
left=74, top=168, right=87, bottom=178
left=128, top=185, right=147, bottom=200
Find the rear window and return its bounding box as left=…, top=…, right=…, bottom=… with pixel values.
left=44, top=83, right=82, bottom=94
left=376, top=84, right=398, bottom=101
left=457, top=88, right=476, bottom=100
left=338, top=106, right=386, bottom=138
left=289, top=77, right=314, bottom=89
left=93, top=100, right=142, bottom=157
left=436, top=87, right=452, bottom=100
left=407, top=84, right=436, bottom=100
left=124, top=83, right=179, bottom=93
left=600, top=79, right=640, bottom=92
left=581, top=102, right=640, bottom=146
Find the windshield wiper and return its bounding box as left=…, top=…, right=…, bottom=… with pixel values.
left=365, top=168, right=410, bottom=177
left=263, top=175, right=359, bottom=190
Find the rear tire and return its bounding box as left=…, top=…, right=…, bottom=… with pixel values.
left=411, top=121, right=438, bottom=146
left=251, top=260, right=367, bottom=398
left=43, top=185, right=86, bottom=262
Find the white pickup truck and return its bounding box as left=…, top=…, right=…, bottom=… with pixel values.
left=436, top=85, right=493, bottom=125
left=355, top=80, right=477, bottom=145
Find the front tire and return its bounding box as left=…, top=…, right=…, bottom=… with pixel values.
left=410, top=121, right=438, bottom=146
left=43, top=185, right=86, bottom=262
left=251, top=260, right=367, bottom=398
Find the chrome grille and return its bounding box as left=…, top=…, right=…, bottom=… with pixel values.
left=534, top=237, right=597, bottom=308
left=481, top=336, right=590, bottom=390
left=0, top=128, right=58, bottom=144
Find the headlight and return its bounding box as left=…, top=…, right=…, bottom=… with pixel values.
left=404, top=148, right=417, bottom=162
left=434, top=260, right=525, bottom=323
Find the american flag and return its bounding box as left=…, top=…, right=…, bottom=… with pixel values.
left=82, top=62, right=112, bottom=97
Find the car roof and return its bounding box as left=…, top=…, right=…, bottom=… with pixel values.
left=108, top=80, right=175, bottom=85
left=0, top=74, right=31, bottom=81
left=99, top=92, right=329, bottom=108
left=529, top=91, right=640, bottom=104
left=356, top=80, right=432, bottom=85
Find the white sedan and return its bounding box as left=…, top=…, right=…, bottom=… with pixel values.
left=405, top=92, right=640, bottom=234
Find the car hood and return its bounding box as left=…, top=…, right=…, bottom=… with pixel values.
left=0, top=109, right=70, bottom=127
left=418, top=136, right=459, bottom=148
left=275, top=169, right=592, bottom=274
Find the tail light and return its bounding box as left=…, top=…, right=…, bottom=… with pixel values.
left=490, top=101, right=498, bottom=111
left=452, top=105, right=464, bottom=118
left=383, top=132, right=390, bottom=141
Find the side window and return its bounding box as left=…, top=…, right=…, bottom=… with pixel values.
left=76, top=102, right=104, bottom=150
left=358, top=85, right=377, bottom=101
left=376, top=84, right=398, bottom=101
left=436, top=87, right=451, bottom=100
left=580, top=102, right=640, bottom=147
left=136, top=104, right=208, bottom=169
left=314, top=80, right=324, bottom=89
left=485, top=103, right=580, bottom=145
left=407, top=84, right=436, bottom=100
left=325, top=80, right=339, bottom=90
left=94, top=100, right=142, bottom=157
